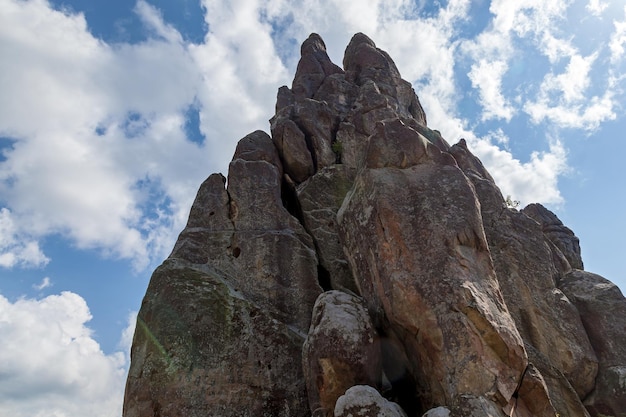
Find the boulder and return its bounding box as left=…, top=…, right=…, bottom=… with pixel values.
left=422, top=406, right=450, bottom=417
left=271, top=118, right=314, bottom=183
left=364, top=119, right=435, bottom=169
left=335, top=122, right=368, bottom=168
left=215, top=130, right=322, bottom=331
left=303, top=291, right=382, bottom=415
left=450, top=395, right=507, bottom=417
left=293, top=98, right=338, bottom=170
left=334, top=385, right=407, bottom=417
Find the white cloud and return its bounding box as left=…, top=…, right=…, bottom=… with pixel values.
left=489, top=0, right=570, bottom=40
left=467, top=135, right=567, bottom=207
left=524, top=54, right=616, bottom=131
left=0, top=208, right=49, bottom=268
left=0, top=0, right=216, bottom=270
left=120, top=310, right=138, bottom=364
left=33, top=276, right=52, bottom=291
left=485, top=128, right=509, bottom=146
left=0, top=291, right=128, bottom=417
left=544, top=53, right=597, bottom=103
left=468, top=59, right=515, bottom=121
left=190, top=0, right=290, bottom=165
left=525, top=92, right=616, bottom=130
left=539, top=32, right=577, bottom=64
left=460, top=0, right=577, bottom=113
left=587, top=0, right=608, bottom=17
left=610, top=7, right=626, bottom=63
left=459, top=0, right=618, bottom=133
left=134, top=0, right=183, bottom=44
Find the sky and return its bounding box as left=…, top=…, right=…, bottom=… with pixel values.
left=0, top=0, right=625, bottom=415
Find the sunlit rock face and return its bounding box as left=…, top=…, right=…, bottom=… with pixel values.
left=123, top=33, right=626, bottom=417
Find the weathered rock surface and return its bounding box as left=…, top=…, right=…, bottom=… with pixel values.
left=124, top=32, right=626, bottom=417
left=125, top=131, right=321, bottom=417
left=343, top=33, right=426, bottom=125
left=523, top=203, right=584, bottom=270
left=560, top=270, right=626, bottom=417
left=450, top=140, right=599, bottom=403
left=337, top=161, right=526, bottom=410
left=297, top=166, right=358, bottom=293
left=123, top=260, right=309, bottom=417
left=334, top=385, right=407, bottom=417
left=303, top=291, right=381, bottom=415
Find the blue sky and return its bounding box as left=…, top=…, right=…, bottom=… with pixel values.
left=1, top=0, right=625, bottom=415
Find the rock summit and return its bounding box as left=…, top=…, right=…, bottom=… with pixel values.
left=123, top=33, right=626, bottom=417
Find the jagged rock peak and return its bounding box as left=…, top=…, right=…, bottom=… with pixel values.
left=301, top=32, right=329, bottom=55
left=272, top=32, right=429, bottom=187
left=292, top=33, right=344, bottom=99
left=124, top=33, right=626, bottom=417
left=343, top=32, right=401, bottom=81
left=522, top=202, right=583, bottom=270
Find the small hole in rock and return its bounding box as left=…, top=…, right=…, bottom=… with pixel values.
left=232, top=247, right=241, bottom=258
left=209, top=211, right=215, bottom=216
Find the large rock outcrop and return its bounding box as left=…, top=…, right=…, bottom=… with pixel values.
left=124, top=33, right=626, bottom=417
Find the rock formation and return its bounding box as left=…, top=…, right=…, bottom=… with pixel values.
left=123, top=33, right=626, bottom=417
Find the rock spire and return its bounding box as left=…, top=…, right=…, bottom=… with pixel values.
left=123, top=33, right=626, bottom=417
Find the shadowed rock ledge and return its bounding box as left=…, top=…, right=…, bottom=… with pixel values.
left=123, top=33, right=626, bottom=417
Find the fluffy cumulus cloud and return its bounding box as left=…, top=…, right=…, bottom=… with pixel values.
left=0, top=292, right=132, bottom=417
left=523, top=52, right=617, bottom=130
left=587, top=0, right=608, bottom=17
left=0, top=208, right=49, bottom=268
left=0, top=0, right=202, bottom=270
left=468, top=59, right=515, bottom=121
left=468, top=135, right=568, bottom=206
left=610, top=6, right=626, bottom=63
left=1, top=0, right=626, bottom=270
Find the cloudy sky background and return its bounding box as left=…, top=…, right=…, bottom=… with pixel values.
left=1, top=0, right=625, bottom=415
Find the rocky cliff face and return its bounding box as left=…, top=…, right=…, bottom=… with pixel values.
left=123, top=33, right=626, bottom=417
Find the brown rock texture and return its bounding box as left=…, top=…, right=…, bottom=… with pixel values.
left=123, top=260, right=309, bottom=417
left=337, top=163, right=526, bottom=409
left=560, top=270, right=626, bottom=417
left=303, top=291, right=381, bottom=416
left=124, top=33, right=626, bottom=417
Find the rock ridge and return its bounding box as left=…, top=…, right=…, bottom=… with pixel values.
left=124, top=33, right=626, bottom=417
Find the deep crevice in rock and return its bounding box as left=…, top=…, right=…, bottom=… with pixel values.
left=317, top=264, right=332, bottom=291
left=379, top=329, right=423, bottom=416
left=280, top=175, right=306, bottom=225
left=387, top=373, right=421, bottom=417
left=226, top=188, right=237, bottom=228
